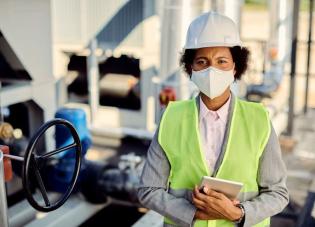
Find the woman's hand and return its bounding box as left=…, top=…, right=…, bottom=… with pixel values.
left=192, top=186, right=242, bottom=221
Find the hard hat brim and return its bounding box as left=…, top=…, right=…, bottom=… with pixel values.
left=184, top=41, right=242, bottom=50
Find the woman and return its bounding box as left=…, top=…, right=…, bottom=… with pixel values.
left=137, top=12, right=289, bottom=227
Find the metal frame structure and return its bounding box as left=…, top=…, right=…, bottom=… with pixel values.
left=61, top=0, right=158, bottom=140
left=287, top=0, right=300, bottom=136
left=304, top=0, right=314, bottom=114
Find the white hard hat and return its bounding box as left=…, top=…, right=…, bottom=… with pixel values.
left=184, top=11, right=242, bottom=49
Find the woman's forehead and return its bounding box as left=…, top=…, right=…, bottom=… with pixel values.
left=195, top=47, right=232, bottom=58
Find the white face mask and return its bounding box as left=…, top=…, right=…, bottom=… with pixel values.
left=191, top=66, right=235, bottom=99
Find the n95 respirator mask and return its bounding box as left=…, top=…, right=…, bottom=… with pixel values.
left=191, top=66, right=235, bottom=99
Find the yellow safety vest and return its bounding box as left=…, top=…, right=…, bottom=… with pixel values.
left=158, top=97, right=271, bottom=227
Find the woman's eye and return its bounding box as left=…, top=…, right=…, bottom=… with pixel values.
left=196, top=60, right=206, bottom=65
left=218, top=59, right=227, bottom=64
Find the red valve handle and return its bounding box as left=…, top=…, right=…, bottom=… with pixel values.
left=1, top=145, right=13, bottom=182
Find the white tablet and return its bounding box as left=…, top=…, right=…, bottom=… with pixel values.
left=199, top=176, right=243, bottom=200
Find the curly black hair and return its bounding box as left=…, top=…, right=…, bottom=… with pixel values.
left=179, top=46, right=250, bottom=80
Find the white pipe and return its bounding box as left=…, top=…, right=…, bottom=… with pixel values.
left=278, top=0, right=290, bottom=63
left=87, top=38, right=100, bottom=123
left=3, top=154, right=24, bottom=162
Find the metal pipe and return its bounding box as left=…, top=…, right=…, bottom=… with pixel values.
left=159, top=0, right=203, bottom=101
left=304, top=0, right=314, bottom=114
left=268, top=0, right=292, bottom=77
left=287, top=0, right=300, bottom=136
left=87, top=38, right=100, bottom=124
left=3, top=154, right=24, bottom=162
left=0, top=152, right=9, bottom=227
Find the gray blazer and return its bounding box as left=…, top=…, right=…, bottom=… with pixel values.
left=137, top=94, right=289, bottom=227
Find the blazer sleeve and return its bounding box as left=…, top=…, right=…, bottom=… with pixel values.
left=240, top=122, right=289, bottom=227
left=137, top=127, right=197, bottom=227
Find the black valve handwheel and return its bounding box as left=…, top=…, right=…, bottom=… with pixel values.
left=22, top=119, right=82, bottom=212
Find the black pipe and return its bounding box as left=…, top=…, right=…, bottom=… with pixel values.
left=304, top=0, right=314, bottom=114
left=287, top=0, right=300, bottom=136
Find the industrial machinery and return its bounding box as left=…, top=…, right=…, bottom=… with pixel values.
left=81, top=153, right=143, bottom=204
left=0, top=119, right=82, bottom=227
left=0, top=110, right=145, bottom=226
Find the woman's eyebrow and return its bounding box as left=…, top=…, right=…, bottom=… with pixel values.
left=214, top=56, right=230, bottom=59
left=194, top=56, right=208, bottom=60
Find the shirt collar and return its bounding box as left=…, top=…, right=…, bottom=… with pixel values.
left=199, top=94, right=231, bottom=123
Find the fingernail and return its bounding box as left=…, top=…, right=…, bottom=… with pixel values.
left=203, top=187, right=208, bottom=193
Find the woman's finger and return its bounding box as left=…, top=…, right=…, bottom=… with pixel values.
left=203, top=187, right=225, bottom=200
left=195, top=196, right=226, bottom=218
left=192, top=195, right=207, bottom=209
left=194, top=187, right=210, bottom=201
left=193, top=185, right=202, bottom=197
left=232, top=199, right=240, bottom=206
left=193, top=192, right=225, bottom=218
left=195, top=203, right=206, bottom=211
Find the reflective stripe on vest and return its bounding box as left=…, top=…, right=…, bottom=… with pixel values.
left=158, top=98, right=271, bottom=227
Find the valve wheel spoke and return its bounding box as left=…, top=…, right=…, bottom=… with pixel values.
left=31, top=155, right=50, bottom=206
left=40, top=143, right=77, bottom=159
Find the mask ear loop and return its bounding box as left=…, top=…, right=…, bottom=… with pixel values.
left=232, top=63, right=236, bottom=71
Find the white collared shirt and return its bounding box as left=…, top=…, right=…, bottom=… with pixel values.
left=199, top=95, right=231, bottom=173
